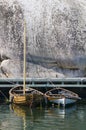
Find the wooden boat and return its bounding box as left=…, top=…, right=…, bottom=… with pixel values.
left=9, top=86, right=44, bottom=106
left=45, top=87, right=81, bottom=107
left=9, top=21, right=44, bottom=107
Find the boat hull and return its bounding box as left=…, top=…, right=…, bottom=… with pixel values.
left=45, top=87, right=81, bottom=107
left=13, top=94, right=33, bottom=106
left=9, top=86, right=44, bottom=107
left=48, top=97, right=77, bottom=106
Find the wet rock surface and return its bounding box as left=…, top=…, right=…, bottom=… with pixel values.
left=0, top=0, right=86, bottom=78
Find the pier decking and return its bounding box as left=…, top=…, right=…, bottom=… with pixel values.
left=0, top=78, right=86, bottom=88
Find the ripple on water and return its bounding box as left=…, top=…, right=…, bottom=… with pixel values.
left=0, top=101, right=86, bottom=130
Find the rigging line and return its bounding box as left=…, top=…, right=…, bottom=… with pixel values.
left=32, top=51, right=57, bottom=88
left=39, top=67, right=56, bottom=88
left=0, top=90, right=9, bottom=101
left=24, top=30, right=59, bottom=86
left=29, top=59, right=57, bottom=88
left=1, top=78, right=18, bottom=85
left=0, top=70, right=18, bottom=85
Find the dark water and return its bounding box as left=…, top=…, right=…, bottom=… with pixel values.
left=0, top=100, right=86, bottom=130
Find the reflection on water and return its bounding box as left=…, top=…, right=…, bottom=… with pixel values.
left=10, top=104, right=45, bottom=130
left=0, top=100, right=86, bottom=130
left=46, top=105, right=76, bottom=119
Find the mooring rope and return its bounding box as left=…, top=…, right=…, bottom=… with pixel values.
left=0, top=90, right=9, bottom=102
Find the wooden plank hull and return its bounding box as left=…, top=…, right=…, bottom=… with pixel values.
left=45, top=87, right=81, bottom=106
left=13, top=94, right=33, bottom=106
left=9, top=86, right=44, bottom=107
left=48, top=97, right=77, bottom=106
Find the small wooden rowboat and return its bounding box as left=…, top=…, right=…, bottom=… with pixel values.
left=9, top=86, right=44, bottom=107
left=45, top=87, right=81, bottom=107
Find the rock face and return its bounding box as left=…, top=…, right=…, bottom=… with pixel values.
left=0, top=0, right=86, bottom=78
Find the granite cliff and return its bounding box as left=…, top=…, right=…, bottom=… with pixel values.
left=0, top=0, right=86, bottom=78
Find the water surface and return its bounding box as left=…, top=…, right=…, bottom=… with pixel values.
left=0, top=100, right=86, bottom=130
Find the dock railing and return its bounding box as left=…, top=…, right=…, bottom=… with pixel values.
left=0, top=78, right=86, bottom=88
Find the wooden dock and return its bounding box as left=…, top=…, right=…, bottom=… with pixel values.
left=0, top=78, right=86, bottom=88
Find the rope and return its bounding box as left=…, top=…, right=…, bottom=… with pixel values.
left=0, top=90, right=9, bottom=102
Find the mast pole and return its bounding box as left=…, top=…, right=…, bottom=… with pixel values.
left=23, top=20, right=26, bottom=95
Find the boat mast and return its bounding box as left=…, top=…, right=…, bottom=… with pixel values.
left=23, top=20, right=26, bottom=95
